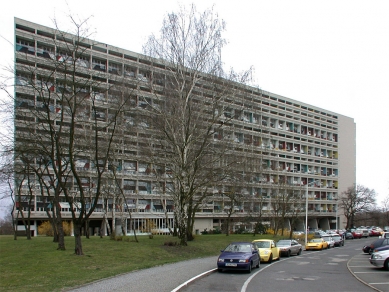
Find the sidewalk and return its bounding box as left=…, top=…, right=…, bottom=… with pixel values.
left=66, top=256, right=217, bottom=292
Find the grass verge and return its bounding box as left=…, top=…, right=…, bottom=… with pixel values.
left=0, top=233, right=284, bottom=291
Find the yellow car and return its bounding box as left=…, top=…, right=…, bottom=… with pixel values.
left=305, top=238, right=329, bottom=251
left=252, top=239, right=281, bottom=262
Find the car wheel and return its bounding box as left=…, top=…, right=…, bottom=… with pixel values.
left=255, top=259, right=260, bottom=269
left=247, top=262, right=252, bottom=273
left=287, top=250, right=291, bottom=257
left=268, top=254, right=273, bottom=263
left=384, top=259, right=389, bottom=271
left=297, top=249, right=302, bottom=255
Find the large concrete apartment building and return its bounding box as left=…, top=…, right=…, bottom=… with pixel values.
left=13, top=17, right=356, bottom=236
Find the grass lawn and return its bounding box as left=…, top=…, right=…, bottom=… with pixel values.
left=0, top=233, right=286, bottom=291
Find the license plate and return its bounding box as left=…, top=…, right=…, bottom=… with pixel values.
left=225, top=263, right=237, bottom=267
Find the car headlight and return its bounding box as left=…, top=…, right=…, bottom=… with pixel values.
left=372, top=254, right=383, bottom=259
left=218, top=258, right=224, bottom=262
left=263, top=250, right=270, bottom=255
left=239, top=259, right=249, bottom=263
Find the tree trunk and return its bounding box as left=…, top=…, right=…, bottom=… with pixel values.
left=12, top=212, right=18, bottom=240
left=54, top=202, right=65, bottom=250
left=52, top=220, right=59, bottom=243
left=74, top=222, right=84, bottom=255
left=186, top=205, right=195, bottom=241
left=45, top=202, right=58, bottom=242
left=112, top=197, right=116, bottom=236
left=56, top=219, right=65, bottom=250
left=179, top=221, right=187, bottom=246
left=99, top=219, right=105, bottom=238
left=173, top=212, right=178, bottom=236
left=18, top=210, right=31, bottom=240
left=85, top=219, right=90, bottom=239
left=121, top=214, right=126, bottom=236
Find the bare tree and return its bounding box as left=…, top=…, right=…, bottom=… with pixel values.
left=142, top=4, right=252, bottom=245
left=339, top=184, right=376, bottom=229
left=269, top=182, right=303, bottom=237
left=9, top=16, right=136, bottom=254
left=222, top=188, right=243, bottom=236
left=381, top=194, right=389, bottom=227
left=286, top=187, right=304, bottom=239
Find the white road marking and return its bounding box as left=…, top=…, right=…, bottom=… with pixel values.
left=171, top=268, right=216, bottom=292
left=241, top=262, right=277, bottom=292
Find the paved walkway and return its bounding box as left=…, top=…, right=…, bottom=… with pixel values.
left=66, top=256, right=217, bottom=292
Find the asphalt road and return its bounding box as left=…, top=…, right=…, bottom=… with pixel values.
left=180, top=237, right=388, bottom=292
left=67, top=237, right=388, bottom=292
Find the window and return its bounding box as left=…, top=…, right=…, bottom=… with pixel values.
left=92, top=58, right=106, bottom=72
left=37, top=43, right=54, bottom=59
left=16, top=38, right=35, bottom=55
left=108, top=62, right=121, bottom=75
left=76, top=55, right=90, bottom=68
left=124, top=66, right=136, bottom=78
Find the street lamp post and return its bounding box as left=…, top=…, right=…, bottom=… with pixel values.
left=305, top=183, right=308, bottom=246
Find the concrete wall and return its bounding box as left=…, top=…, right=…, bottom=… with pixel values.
left=338, top=114, right=356, bottom=229
left=193, top=218, right=213, bottom=234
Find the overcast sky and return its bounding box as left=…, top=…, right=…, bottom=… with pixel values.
left=1, top=0, right=388, bottom=215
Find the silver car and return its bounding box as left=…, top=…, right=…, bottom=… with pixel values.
left=321, top=235, right=335, bottom=248
left=369, top=249, right=389, bottom=270
left=276, top=239, right=302, bottom=257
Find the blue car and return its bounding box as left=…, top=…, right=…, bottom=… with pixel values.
left=217, top=242, right=260, bottom=273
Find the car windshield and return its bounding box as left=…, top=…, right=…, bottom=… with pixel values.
left=332, top=235, right=341, bottom=239
left=254, top=241, right=270, bottom=248
left=224, top=243, right=252, bottom=252
left=277, top=240, right=291, bottom=246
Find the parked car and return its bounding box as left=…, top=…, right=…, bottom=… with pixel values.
left=363, top=238, right=389, bottom=254
left=321, top=235, right=335, bottom=248
left=350, top=229, right=362, bottom=239
left=344, top=232, right=354, bottom=239
left=217, top=242, right=260, bottom=273
left=326, top=230, right=339, bottom=236
left=336, top=229, right=346, bottom=236
left=252, top=239, right=281, bottom=262
left=331, top=234, right=344, bottom=247
left=369, top=249, right=389, bottom=270
left=276, top=239, right=303, bottom=257
left=358, top=229, right=369, bottom=238
left=305, top=238, right=329, bottom=250
left=369, top=228, right=383, bottom=237
left=312, top=230, right=327, bottom=238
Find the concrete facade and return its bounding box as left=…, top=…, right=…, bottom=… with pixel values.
left=13, top=17, right=356, bottom=236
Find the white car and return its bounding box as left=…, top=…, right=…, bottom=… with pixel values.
left=380, top=232, right=389, bottom=239
left=369, top=249, right=389, bottom=270
left=321, top=235, right=335, bottom=248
